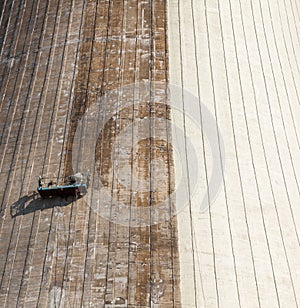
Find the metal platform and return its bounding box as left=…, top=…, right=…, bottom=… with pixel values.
left=37, top=173, right=89, bottom=199
left=37, top=183, right=88, bottom=199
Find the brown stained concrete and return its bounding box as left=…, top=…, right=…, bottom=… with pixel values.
left=0, top=0, right=180, bottom=307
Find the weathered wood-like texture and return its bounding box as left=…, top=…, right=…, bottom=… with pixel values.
left=169, top=0, right=300, bottom=307
left=0, top=0, right=180, bottom=307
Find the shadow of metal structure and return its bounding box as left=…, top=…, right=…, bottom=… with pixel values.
left=10, top=192, right=79, bottom=218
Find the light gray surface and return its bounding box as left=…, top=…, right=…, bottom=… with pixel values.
left=169, top=0, right=300, bottom=306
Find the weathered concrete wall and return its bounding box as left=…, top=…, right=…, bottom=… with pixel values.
left=0, top=0, right=180, bottom=307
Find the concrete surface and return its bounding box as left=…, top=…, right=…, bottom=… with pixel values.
left=168, top=0, right=300, bottom=307
left=0, top=0, right=180, bottom=307
left=1, top=0, right=300, bottom=306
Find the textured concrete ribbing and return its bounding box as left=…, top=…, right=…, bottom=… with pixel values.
left=0, top=0, right=180, bottom=307
left=169, top=0, right=300, bottom=307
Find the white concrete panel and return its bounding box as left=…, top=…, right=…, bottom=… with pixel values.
left=169, top=0, right=300, bottom=306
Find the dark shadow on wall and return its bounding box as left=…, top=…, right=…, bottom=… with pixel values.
left=10, top=192, right=78, bottom=218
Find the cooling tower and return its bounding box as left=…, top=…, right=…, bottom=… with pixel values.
left=0, top=0, right=300, bottom=307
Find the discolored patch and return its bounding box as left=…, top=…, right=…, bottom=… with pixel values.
left=64, top=0, right=181, bottom=306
